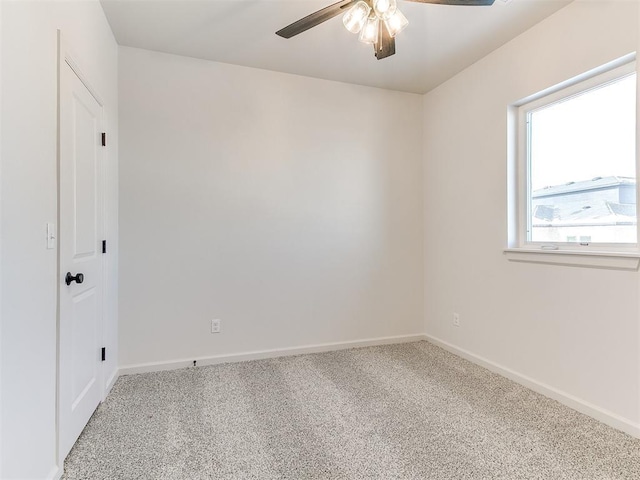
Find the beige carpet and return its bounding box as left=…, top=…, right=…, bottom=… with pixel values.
left=63, top=341, right=640, bottom=479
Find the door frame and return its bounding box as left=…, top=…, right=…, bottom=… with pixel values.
left=56, top=31, right=108, bottom=468
left=0, top=0, right=4, bottom=472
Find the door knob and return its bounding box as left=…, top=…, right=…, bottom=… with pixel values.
left=65, top=272, right=84, bottom=286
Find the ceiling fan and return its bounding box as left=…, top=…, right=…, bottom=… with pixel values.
left=276, top=0, right=495, bottom=60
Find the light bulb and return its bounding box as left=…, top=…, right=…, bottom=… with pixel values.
left=384, top=8, right=408, bottom=37
left=343, top=1, right=371, bottom=34
left=373, top=0, right=397, bottom=20
left=359, top=15, right=379, bottom=44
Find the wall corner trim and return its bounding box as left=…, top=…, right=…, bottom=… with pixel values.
left=118, top=334, right=428, bottom=376
left=424, top=334, right=640, bottom=439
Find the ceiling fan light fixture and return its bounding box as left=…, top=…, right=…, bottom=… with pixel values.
left=359, top=14, right=379, bottom=44
left=384, top=8, right=408, bottom=37
left=373, top=0, right=397, bottom=20
left=343, top=1, right=371, bottom=34
left=276, top=0, right=497, bottom=61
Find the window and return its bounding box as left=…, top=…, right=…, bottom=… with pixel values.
left=513, top=58, right=638, bottom=253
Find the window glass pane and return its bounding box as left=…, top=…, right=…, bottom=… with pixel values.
left=529, top=73, right=636, bottom=244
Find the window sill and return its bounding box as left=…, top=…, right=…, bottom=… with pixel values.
left=504, top=248, right=640, bottom=270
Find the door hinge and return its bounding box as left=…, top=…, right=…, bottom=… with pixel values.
left=101, top=347, right=106, bottom=362
left=101, top=132, right=107, bottom=147
left=102, top=240, right=107, bottom=254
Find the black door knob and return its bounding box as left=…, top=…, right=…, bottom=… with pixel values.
left=65, top=272, right=84, bottom=286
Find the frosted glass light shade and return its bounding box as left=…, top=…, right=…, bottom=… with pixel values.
left=343, top=1, right=371, bottom=34
left=373, top=0, right=397, bottom=20
left=384, top=8, right=408, bottom=37
left=359, top=15, right=379, bottom=44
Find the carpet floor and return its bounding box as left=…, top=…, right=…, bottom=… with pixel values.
left=63, top=341, right=640, bottom=479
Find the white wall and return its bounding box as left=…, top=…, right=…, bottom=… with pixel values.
left=118, top=47, right=424, bottom=368
left=423, top=0, right=640, bottom=433
left=0, top=1, right=118, bottom=478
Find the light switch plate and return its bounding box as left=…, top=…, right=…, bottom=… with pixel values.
left=47, top=223, right=56, bottom=249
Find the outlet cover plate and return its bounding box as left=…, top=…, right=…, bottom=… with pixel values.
left=211, top=319, right=221, bottom=333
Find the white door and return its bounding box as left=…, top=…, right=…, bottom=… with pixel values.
left=59, top=60, right=104, bottom=461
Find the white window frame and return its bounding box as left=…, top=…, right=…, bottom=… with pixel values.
left=505, top=54, right=640, bottom=269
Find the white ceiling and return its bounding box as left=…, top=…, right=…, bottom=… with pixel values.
left=101, top=0, right=572, bottom=94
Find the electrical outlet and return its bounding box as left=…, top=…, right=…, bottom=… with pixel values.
left=211, top=319, right=221, bottom=333
left=453, top=313, right=460, bottom=327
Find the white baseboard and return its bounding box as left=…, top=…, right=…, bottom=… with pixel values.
left=119, top=334, right=427, bottom=376
left=48, top=465, right=62, bottom=480
left=104, top=368, right=119, bottom=399
left=424, top=334, right=640, bottom=439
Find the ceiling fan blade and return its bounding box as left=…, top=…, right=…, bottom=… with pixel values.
left=374, top=21, right=395, bottom=60
left=276, top=0, right=357, bottom=39
left=403, top=0, right=495, bottom=5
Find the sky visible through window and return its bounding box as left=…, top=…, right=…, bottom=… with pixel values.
left=530, top=73, right=636, bottom=192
